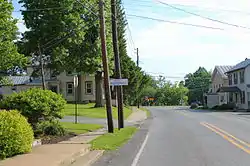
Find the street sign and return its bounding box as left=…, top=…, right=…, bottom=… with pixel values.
left=110, top=79, right=128, bottom=86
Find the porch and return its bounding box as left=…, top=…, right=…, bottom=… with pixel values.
left=217, top=86, right=247, bottom=110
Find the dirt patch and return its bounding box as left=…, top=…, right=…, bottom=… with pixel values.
left=41, top=133, right=77, bottom=145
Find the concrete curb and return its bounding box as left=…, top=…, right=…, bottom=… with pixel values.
left=60, top=145, right=91, bottom=166
left=71, top=150, right=105, bottom=166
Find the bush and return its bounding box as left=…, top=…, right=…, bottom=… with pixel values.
left=35, top=120, right=66, bottom=137
left=190, top=103, right=198, bottom=109
left=0, top=110, right=34, bottom=159
left=212, top=103, right=235, bottom=110
left=0, top=88, right=67, bottom=128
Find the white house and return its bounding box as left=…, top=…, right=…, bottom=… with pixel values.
left=218, top=58, right=250, bottom=110
left=206, top=65, right=233, bottom=108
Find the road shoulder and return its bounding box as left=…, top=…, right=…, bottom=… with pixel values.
left=92, top=114, right=153, bottom=166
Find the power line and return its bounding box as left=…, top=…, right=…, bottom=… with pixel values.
left=156, top=0, right=250, bottom=30
left=127, top=14, right=224, bottom=30
left=127, top=0, right=250, bottom=15
left=13, top=7, right=66, bottom=12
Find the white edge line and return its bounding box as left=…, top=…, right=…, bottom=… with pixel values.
left=131, top=133, right=149, bottom=166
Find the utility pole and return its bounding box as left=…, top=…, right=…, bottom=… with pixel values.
left=111, top=0, right=124, bottom=129
left=136, top=48, right=140, bottom=108
left=38, top=44, right=46, bottom=90
left=99, top=0, right=114, bottom=133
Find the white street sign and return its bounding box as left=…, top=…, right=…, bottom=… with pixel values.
left=110, top=79, right=128, bottom=86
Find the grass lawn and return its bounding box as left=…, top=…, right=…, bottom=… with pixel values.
left=90, top=127, right=137, bottom=150
left=63, top=103, right=133, bottom=119
left=61, top=122, right=103, bottom=134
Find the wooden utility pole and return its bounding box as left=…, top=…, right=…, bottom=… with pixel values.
left=136, top=48, right=140, bottom=108
left=111, top=0, right=124, bottom=129
left=99, top=0, right=114, bottom=133
left=38, top=44, right=46, bottom=90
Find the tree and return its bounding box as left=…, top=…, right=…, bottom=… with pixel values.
left=0, top=1, right=27, bottom=84
left=184, top=67, right=211, bottom=104
left=113, top=0, right=153, bottom=106
left=19, top=0, right=114, bottom=106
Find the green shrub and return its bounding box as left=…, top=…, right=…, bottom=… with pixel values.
left=0, top=110, right=34, bottom=159
left=212, top=103, right=235, bottom=110
left=0, top=88, right=66, bottom=128
left=35, top=120, right=66, bottom=137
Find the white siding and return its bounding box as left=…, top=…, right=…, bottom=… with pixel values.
left=228, top=67, right=248, bottom=109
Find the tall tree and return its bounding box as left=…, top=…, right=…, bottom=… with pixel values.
left=184, top=67, right=211, bottom=104
left=19, top=0, right=114, bottom=105
left=114, top=0, right=152, bottom=105
left=0, top=0, right=27, bottom=84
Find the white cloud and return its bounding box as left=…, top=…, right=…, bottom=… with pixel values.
left=132, top=8, right=250, bottom=78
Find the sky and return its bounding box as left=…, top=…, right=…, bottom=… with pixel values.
left=12, top=0, right=250, bottom=81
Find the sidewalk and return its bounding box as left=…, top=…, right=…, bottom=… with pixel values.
left=0, top=109, right=147, bottom=166
left=0, top=129, right=106, bottom=166
left=127, top=107, right=147, bottom=123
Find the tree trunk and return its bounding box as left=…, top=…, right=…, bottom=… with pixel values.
left=95, top=71, right=104, bottom=107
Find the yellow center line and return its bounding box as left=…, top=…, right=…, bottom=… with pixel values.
left=200, top=122, right=250, bottom=154
left=204, top=122, right=250, bottom=148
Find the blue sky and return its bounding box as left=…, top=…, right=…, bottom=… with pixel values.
left=12, top=0, right=250, bottom=81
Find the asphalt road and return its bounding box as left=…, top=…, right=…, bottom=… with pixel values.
left=94, top=107, right=250, bottom=166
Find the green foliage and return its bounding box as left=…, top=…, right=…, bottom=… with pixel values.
left=140, top=78, right=189, bottom=106
left=212, top=103, right=235, bottom=110
left=35, top=120, right=66, bottom=137
left=91, top=127, right=137, bottom=150
left=0, top=1, right=27, bottom=83
left=184, top=67, right=211, bottom=104
left=0, top=110, right=34, bottom=159
left=0, top=88, right=66, bottom=127
left=19, top=0, right=113, bottom=74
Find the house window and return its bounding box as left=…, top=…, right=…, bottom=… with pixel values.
left=240, top=71, right=245, bottom=83
left=229, top=74, right=232, bottom=85
left=241, top=91, right=245, bottom=104
left=85, top=81, right=93, bottom=94
left=66, top=82, right=74, bottom=95
left=233, top=73, right=238, bottom=84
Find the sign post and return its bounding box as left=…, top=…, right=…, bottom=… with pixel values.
left=74, top=75, right=78, bottom=124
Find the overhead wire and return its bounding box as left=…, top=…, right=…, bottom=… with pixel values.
left=156, top=0, right=250, bottom=30
left=127, top=14, right=224, bottom=30
left=121, top=0, right=137, bottom=57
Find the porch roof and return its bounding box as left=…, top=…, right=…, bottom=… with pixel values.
left=217, top=86, right=241, bottom=93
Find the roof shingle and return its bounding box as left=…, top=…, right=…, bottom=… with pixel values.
left=215, top=65, right=233, bottom=78
left=227, top=58, right=250, bottom=73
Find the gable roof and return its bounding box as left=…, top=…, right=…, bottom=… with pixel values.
left=0, top=76, right=42, bottom=86
left=226, top=58, right=250, bottom=73
left=7, top=76, right=31, bottom=85
left=212, top=66, right=233, bottom=78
